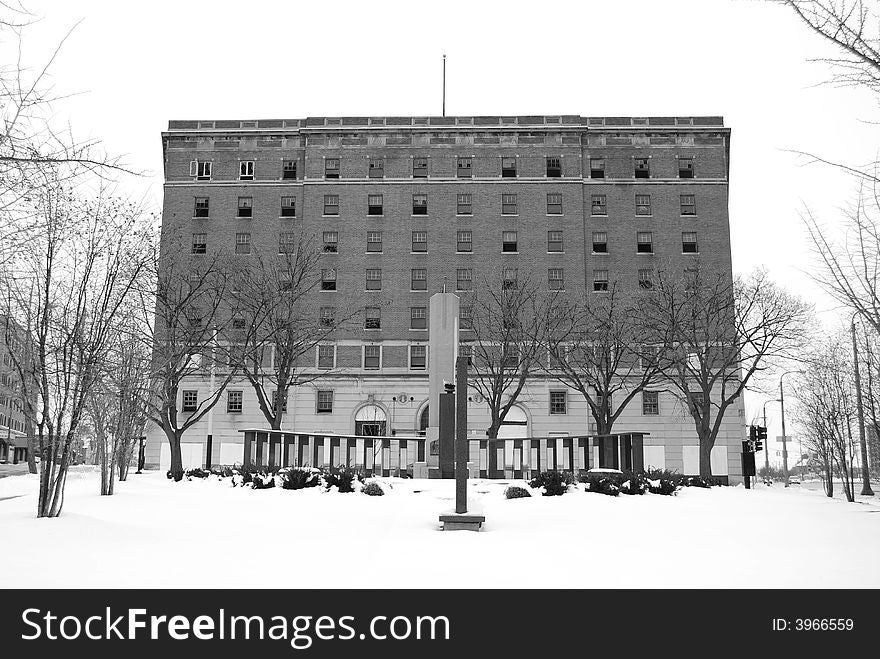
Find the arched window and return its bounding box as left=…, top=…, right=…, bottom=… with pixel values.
left=355, top=404, right=387, bottom=436
left=418, top=406, right=430, bottom=435
left=497, top=405, right=528, bottom=439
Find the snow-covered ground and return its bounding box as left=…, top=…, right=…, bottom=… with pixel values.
left=1, top=467, right=878, bottom=588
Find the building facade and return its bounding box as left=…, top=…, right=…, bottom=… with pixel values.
left=147, top=114, right=744, bottom=481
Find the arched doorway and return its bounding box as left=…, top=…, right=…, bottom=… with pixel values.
left=418, top=405, right=430, bottom=435
left=498, top=405, right=528, bottom=438
left=355, top=404, right=387, bottom=436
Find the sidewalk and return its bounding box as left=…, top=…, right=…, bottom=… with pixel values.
left=0, top=463, right=32, bottom=479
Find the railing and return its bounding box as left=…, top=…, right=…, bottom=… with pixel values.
left=240, top=429, right=646, bottom=479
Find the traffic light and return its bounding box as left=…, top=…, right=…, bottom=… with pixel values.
left=755, top=439, right=763, bottom=452
left=756, top=426, right=767, bottom=441
left=749, top=425, right=757, bottom=441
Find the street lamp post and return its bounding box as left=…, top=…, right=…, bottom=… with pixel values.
left=851, top=316, right=874, bottom=496
left=780, top=370, right=804, bottom=488
left=762, top=398, right=780, bottom=480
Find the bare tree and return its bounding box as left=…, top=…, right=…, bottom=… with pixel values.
left=0, top=177, right=151, bottom=517
left=462, top=273, right=552, bottom=444
left=224, top=239, right=356, bottom=430
left=644, top=263, right=812, bottom=478
left=794, top=333, right=859, bottom=500
left=140, top=231, right=235, bottom=482
left=543, top=283, right=661, bottom=436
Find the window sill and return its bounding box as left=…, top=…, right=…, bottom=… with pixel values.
left=365, top=289, right=383, bottom=293
left=227, top=411, right=242, bottom=415
left=366, top=251, right=383, bottom=255
left=546, top=213, right=564, bottom=217
left=635, top=214, right=653, bottom=218
left=501, top=214, right=519, bottom=218
left=682, top=251, right=700, bottom=255
left=279, top=216, right=297, bottom=220
left=681, top=214, right=697, bottom=218
left=410, top=251, right=428, bottom=255
left=547, top=251, right=564, bottom=254
left=592, top=251, right=609, bottom=256
left=456, top=214, right=473, bottom=217
left=192, top=216, right=210, bottom=220
left=456, top=251, right=473, bottom=255
left=636, top=252, right=655, bottom=255
left=411, top=214, right=428, bottom=217
left=591, top=214, right=608, bottom=218
left=367, top=214, right=384, bottom=218
left=409, top=328, right=428, bottom=332
left=322, top=214, right=339, bottom=218
left=364, top=328, right=381, bottom=332
left=502, top=250, right=519, bottom=255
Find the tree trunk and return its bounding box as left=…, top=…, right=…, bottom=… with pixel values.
left=699, top=438, right=714, bottom=478
left=26, top=435, right=37, bottom=474
left=164, top=426, right=184, bottom=481
left=824, top=465, right=833, bottom=497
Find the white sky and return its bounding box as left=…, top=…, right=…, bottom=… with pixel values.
left=13, top=0, right=880, bottom=457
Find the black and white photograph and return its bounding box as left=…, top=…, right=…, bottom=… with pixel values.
left=0, top=0, right=876, bottom=653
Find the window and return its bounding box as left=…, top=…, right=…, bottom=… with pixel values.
left=503, top=344, right=520, bottom=368
left=182, top=390, right=198, bottom=412
left=282, top=160, right=297, bottom=180
left=638, top=268, right=654, bottom=289
left=367, top=231, right=383, bottom=253
left=324, top=194, right=339, bottom=216
left=363, top=345, right=381, bottom=369
left=410, top=345, right=427, bottom=369
left=547, top=193, right=563, bottom=215
left=637, top=232, right=654, bottom=253
left=456, top=268, right=472, bottom=291
left=227, top=390, right=243, bottom=413
left=412, top=194, right=427, bottom=215
left=237, top=197, right=253, bottom=218
left=191, top=233, right=207, bottom=255
left=682, top=231, right=698, bottom=253
left=239, top=160, right=255, bottom=180
left=457, top=157, right=473, bottom=178
left=235, top=233, right=251, bottom=254
left=322, top=231, right=338, bottom=253
left=502, top=267, right=518, bottom=290
left=368, top=157, right=384, bottom=178
left=592, top=232, right=608, bottom=253
left=279, top=232, right=297, bottom=253
left=591, top=194, right=607, bottom=216
left=547, top=230, right=563, bottom=252
left=457, top=193, right=472, bottom=215
left=502, top=157, right=517, bottom=178
left=593, top=269, right=609, bottom=292
left=680, top=194, right=696, bottom=216
left=325, top=158, right=340, bottom=179
left=459, top=306, right=473, bottom=330
left=413, top=157, right=428, bottom=178
left=194, top=197, right=209, bottom=218
left=281, top=196, right=296, bottom=217
left=411, top=306, right=427, bottom=329
left=457, top=230, right=472, bottom=252
left=190, top=160, right=212, bottom=180
left=368, top=194, right=383, bottom=215
left=318, top=345, right=335, bottom=369
left=590, top=157, right=605, bottom=179
left=550, top=391, right=567, bottom=414
left=320, top=307, right=335, bottom=327
left=548, top=268, right=564, bottom=290
left=501, top=194, right=517, bottom=215
left=321, top=269, right=337, bottom=291
left=502, top=231, right=518, bottom=252
left=679, top=156, right=694, bottom=179
left=272, top=390, right=288, bottom=413
left=412, top=231, right=427, bottom=252
left=642, top=391, right=659, bottom=415
left=635, top=194, right=652, bottom=216
left=365, top=268, right=382, bottom=290
left=634, top=157, right=649, bottom=178
left=317, top=390, right=334, bottom=413
left=411, top=268, right=427, bottom=291
left=546, top=156, right=562, bottom=177
left=365, top=306, right=381, bottom=330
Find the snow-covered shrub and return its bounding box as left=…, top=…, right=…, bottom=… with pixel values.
left=322, top=466, right=362, bottom=493
left=529, top=470, right=574, bottom=496
left=251, top=471, right=276, bottom=489
left=582, top=474, right=621, bottom=496
left=362, top=481, right=384, bottom=496
left=504, top=485, right=531, bottom=499
left=279, top=467, right=321, bottom=490
left=619, top=472, right=649, bottom=495
left=184, top=468, right=211, bottom=480
left=648, top=478, right=677, bottom=495
left=211, top=465, right=235, bottom=478
left=681, top=475, right=725, bottom=488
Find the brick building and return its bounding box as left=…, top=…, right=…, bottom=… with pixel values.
left=146, top=115, right=744, bottom=481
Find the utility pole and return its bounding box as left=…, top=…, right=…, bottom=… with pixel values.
left=442, top=54, right=446, bottom=117
left=851, top=317, right=874, bottom=496
left=779, top=370, right=803, bottom=488
left=762, top=398, right=779, bottom=480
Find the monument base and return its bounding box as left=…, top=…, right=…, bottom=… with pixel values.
left=438, top=507, right=485, bottom=531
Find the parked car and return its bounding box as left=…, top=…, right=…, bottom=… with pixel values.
left=788, top=477, right=801, bottom=485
